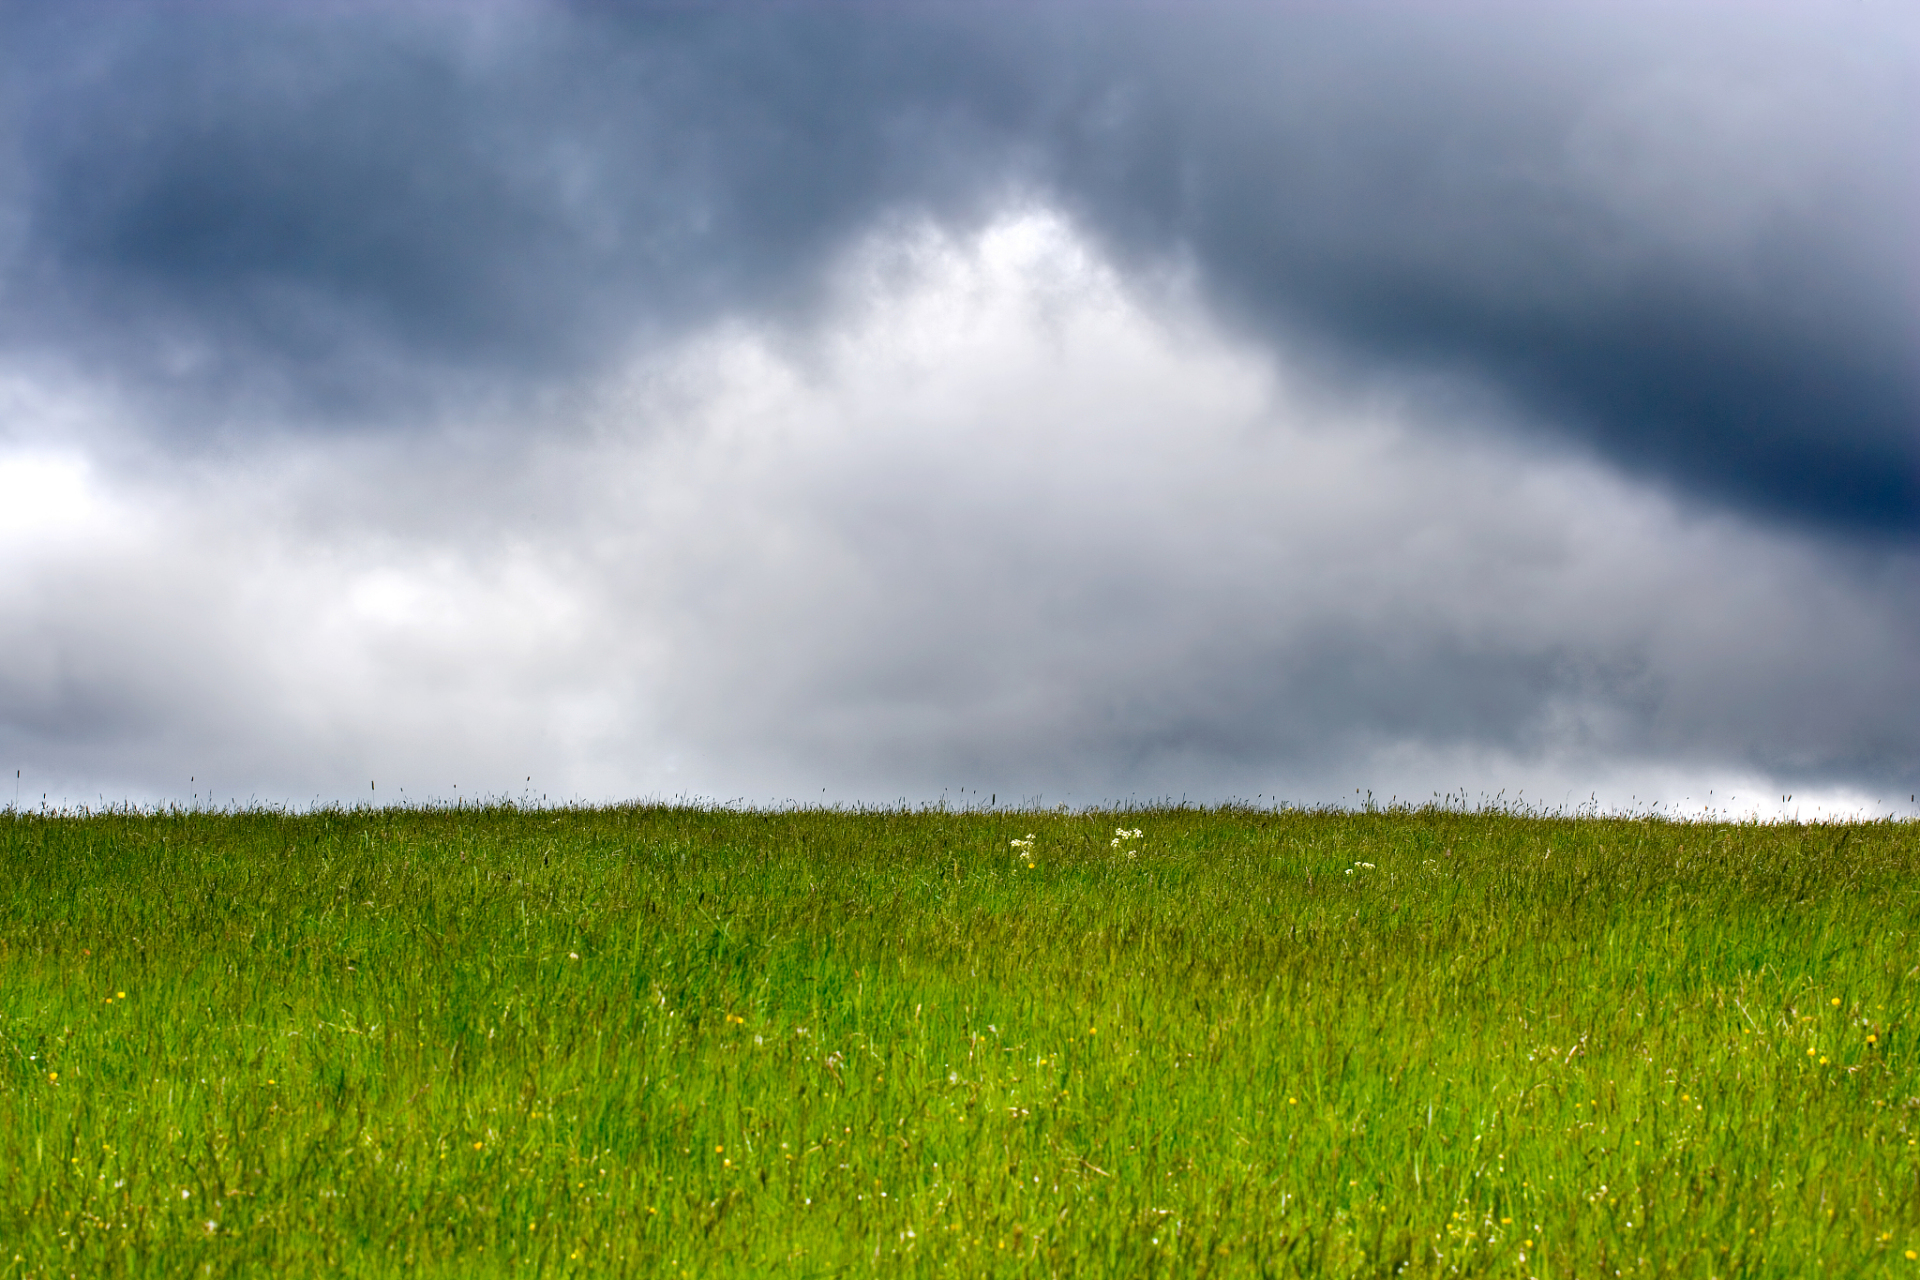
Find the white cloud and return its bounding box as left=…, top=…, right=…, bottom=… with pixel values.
left=0, top=450, right=106, bottom=543
left=2, top=209, right=1914, bottom=816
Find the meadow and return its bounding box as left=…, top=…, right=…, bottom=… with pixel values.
left=1, top=802, right=1916, bottom=1277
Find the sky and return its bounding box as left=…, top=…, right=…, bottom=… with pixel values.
left=0, top=1, right=1915, bottom=816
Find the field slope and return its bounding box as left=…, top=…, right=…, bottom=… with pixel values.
left=2, top=805, right=1917, bottom=1276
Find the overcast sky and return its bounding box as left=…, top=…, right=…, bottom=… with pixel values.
left=1, top=1, right=1915, bottom=816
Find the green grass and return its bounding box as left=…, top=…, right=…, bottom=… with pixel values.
left=2, top=804, right=1918, bottom=1277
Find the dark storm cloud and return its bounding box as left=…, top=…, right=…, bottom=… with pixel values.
left=1, top=1, right=1914, bottom=539
left=2, top=4, right=1028, bottom=422
left=1023, top=8, right=1920, bottom=537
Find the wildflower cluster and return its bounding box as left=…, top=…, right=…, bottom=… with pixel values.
left=1111, top=827, right=1143, bottom=857
left=1010, top=834, right=1037, bottom=867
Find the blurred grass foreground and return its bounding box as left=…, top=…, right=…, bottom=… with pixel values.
left=2, top=804, right=1917, bottom=1277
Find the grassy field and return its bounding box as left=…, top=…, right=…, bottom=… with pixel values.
left=2, top=803, right=1917, bottom=1277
